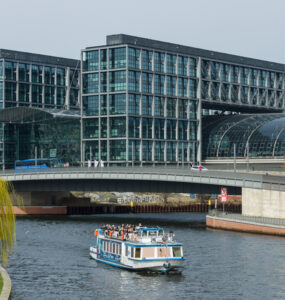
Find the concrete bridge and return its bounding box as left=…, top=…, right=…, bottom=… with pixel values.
left=1, top=166, right=285, bottom=218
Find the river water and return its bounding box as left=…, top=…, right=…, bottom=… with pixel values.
left=6, top=213, right=285, bottom=300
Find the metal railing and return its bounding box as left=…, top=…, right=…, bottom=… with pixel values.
left=209, top=210, right=285, bottom=227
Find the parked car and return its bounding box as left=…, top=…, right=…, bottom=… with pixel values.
left=191, top=165, right=208, bottom=172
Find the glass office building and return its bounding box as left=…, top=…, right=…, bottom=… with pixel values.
left=81, top=34, right=285, bottom=166
left=0, top=49, right=81, bottom=168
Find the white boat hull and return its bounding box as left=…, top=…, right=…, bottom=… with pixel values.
left=90, top=246, right=184, bottom=273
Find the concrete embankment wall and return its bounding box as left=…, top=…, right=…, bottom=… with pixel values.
left=0, top=267, right=11, bottom=300
left=206, top=215, right=285, bottom=236
left=242, top=188, right=285, bottom=218
left=13, top=206, right=67, bottom=215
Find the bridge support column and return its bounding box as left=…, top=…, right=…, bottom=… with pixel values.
left=242, top=187, right=285, bottom=218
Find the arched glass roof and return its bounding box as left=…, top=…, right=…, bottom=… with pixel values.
left=203, top=113, right=285, bottom=158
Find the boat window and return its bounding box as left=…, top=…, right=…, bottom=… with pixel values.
left=112, top=243, right=116, bottom=253
left=107, top=242, right=110, bottom=252
left=131, top=247, right=134, bottom=257
left=158, top=230, right=163, bottom=237
left=135, top=248, right=141, bottom=258
left=125, top=246, right=128, bottom=256
left=142, top=231, right=148, bottom=237
left=173, top=247, right=181, bottom=257
left=118, top=244, right=121, bottom=255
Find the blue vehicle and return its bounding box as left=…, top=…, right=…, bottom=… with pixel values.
left=14, top=158, right=62, bottom=171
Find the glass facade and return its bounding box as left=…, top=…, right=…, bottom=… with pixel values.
left=203, top=114, right=285, bottom=158
left=0, top=51, right=80, bottom=168
left=82, top=45, right=199, bottom=166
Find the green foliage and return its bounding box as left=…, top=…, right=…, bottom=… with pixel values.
left=0, top=179, right=22, bottom=266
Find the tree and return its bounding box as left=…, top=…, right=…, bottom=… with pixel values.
left=0, top=179, right=22, bottom=266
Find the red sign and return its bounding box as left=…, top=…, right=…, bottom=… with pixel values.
left=221, top=187, right=228, bottom=203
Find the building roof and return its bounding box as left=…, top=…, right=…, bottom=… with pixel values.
left=105, top=34, right=285, bottom=72
left=0, top=49, right=79, bottom=68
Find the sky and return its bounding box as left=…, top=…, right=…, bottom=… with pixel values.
left=0, top=0, right=285, bottom=64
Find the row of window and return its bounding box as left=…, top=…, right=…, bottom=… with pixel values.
left=83, top=117, right=197, bottom=140
left=83, top=94, right=197, bottom=118
left=0, top=61, right=79, bottom=87
left=0, top=82, right=78, bottom=107
left=202, top=60, right=284, bottom=89
left=201, top=81, right=284, bottom=107
left=84, top=140, right=196, bottom=162
left=83, top=71, right=197, bottom=97
left=102, top=240, right=122, bottom=255
left=83, top=47, right=197, bottom=76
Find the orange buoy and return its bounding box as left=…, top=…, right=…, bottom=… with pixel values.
left=94, top=230, right=98, bottom=236
left=121, top=232, right=124, bottom=240
left=109, top=231, right=112, bottom=238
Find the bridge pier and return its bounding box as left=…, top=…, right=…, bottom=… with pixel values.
left=242, top=187, right=285, bottom=218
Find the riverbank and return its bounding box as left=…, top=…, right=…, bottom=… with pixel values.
left=206, top=212, right=285, bottom=236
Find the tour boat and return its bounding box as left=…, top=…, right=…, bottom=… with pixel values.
left=90, top=225, right=184, bottom=273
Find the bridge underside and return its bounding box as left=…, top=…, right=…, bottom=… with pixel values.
left=11, top=179, right=241, bottom=195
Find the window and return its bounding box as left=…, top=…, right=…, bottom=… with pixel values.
left=125, top=246, right=128, bottom=256
left=142, top=50, right=152, bottom=71
left=128, top=117, right=140, bottom=138
left=128, top=94, right=140, bottom=115
left=100, top=72, right=107, bottom=92
left=167, top=120, right=176, bottom=139
left=110, top=140, right=126, bottom=161
left=110, top=117, right=126, bottom=137
left=128, top=48, right=140, bottom=69
left=154, top=74, right=165, bottom=95
left=83, top=118, right=99, bottom=138
left=44, top=66, right=55, bottom=85
left=141, top=95, right=152, bottom=115
left=19, top=83, right=30, bottom=102
left=56, top=87, right=65, bottom=107
left=189, top=58, right=196, bottom=77
left=100, top=49, right=107, bottom=70
left=5, top=82, right=16, bottom=101
left=44, top=86, right=55, bottom=105
left=142, top=73, right=152, bottom=93
left=32, top=65, right=43, bottom=83
left=166, top=76, right=176, bottom=96
left=56, top=68, right=65, bottom=86
left=109, top=71, right=126, bottom=92
left=19, top=63, right=30, bottom=82
left=166, top=54, right=176, bottom=74
left=154, top=119, right=165, bottom=139
left=84, top=73, right=99, bottom=94
left=177, top=56, right=187, bottom=76
left=142, top=118, right=152, bottom=138
left=128, top=71, right=140, bottom=92
left=173, top=247, right=181, bottom=257
left=166, top=98, right=176, bottom=117
left=178, top=120, right=188, bottom=140
left=109, top=94, right=126, bottom=114
left=84, top=50, right=99, bottom=71
left=32, top=85, right=42, bottom=104
left=154, top=97, right=164, bottom=116
left=5, top=62, right=16, bottom=80
left=154, top=52, right=165, bottom=72
left=109, top=47, right=126, bottom=69
left=135, top=248, right=141, bottom=258
left=142, top=141, right=152, bottom=161
left=100, top=95, right=107, bottom=115
left=178, top=78, right=187, bottom=97
left=83, top=95, right=99, bottom=116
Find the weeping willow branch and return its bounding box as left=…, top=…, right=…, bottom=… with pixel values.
left=0, top=179, right=22, bottom=266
